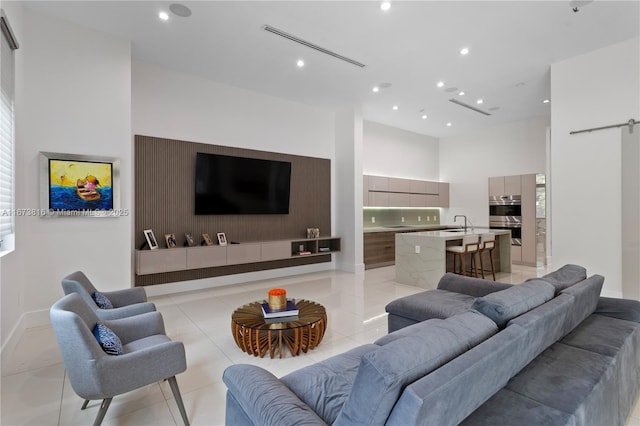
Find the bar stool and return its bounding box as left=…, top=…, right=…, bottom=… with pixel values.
left=446, top=235, right=480, bottom=277
left=478, top=233, right=496, bottom=280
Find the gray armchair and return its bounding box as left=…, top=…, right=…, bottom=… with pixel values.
left=62, top=270, right=156, bottom=320
left=50, top=292, right=189, bottom=426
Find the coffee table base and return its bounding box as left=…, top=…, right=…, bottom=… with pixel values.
left=231, top=316, right=326, bottom=359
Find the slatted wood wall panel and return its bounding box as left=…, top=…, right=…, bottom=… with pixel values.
left=134, top=135, right=331, bottom=286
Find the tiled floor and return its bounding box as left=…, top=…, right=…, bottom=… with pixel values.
left=2, top=265, right=639, bottom=425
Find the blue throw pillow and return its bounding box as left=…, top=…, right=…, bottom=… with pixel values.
left=92, top=291, right=113, bottom=309
left=92, top=322, right=123, bottom=355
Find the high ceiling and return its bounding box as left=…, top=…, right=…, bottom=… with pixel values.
left=24, top=1, right=640, bottom=137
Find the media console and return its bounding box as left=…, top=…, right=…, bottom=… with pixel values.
left=135, top=237, right=341, bottom=275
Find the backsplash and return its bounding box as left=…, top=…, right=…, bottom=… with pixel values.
left=363, top=208, right=440, bottom=228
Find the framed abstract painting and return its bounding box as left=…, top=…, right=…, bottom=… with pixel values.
left=39, top=152, right=121, bottom=217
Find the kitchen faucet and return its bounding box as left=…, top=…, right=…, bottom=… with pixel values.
left=454, top=215, right=468, bottom=231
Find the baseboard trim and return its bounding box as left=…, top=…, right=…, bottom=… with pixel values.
left=144, top=262, right=337, bottom=297
left=1, top=308, right=49, bottom=375
left=336, top=262, right=365, bottom=274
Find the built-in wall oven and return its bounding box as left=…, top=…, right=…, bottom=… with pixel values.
left=489, top=195, right=522, bottom=246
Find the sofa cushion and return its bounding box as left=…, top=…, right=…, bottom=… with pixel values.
left=280, top=344, right=378, bottom=424
left=504, top=343, right=619, bottom=426
left=376, top=311, right=497, bottom=346
left=459, top=388, right=576, bottom=426
left=559, top=274, right=604, bottom=334
left=385, top=289, right=476, bottom=322
left=539, top=263, right=587, bottom=294
left=335, top=311, right=498, bottom=425
left=471, top=279, right=555, bottom=328
left=436, top=273, right=513, bottom=297
left=595, top=297, right=640, bottom=323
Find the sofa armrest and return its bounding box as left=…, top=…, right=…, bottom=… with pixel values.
left=595, top=297, right=640, bottom=323
left=223, top=364, right=327, bottom=426
left=437, top=273, right=513, bottom=297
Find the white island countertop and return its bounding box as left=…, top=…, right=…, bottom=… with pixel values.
left=395, top=228, right=512, bottom=289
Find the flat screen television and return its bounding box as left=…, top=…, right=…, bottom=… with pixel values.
left=195, top=152, right=291, bottom=215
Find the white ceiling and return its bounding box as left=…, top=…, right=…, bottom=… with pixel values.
left=24, top=1, right=640, bottom=137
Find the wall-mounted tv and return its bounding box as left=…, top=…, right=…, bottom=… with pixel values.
left=195, top=152, right=291, bottom=215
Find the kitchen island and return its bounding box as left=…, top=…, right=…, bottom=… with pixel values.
left=395, top=229, right=512, bottom=289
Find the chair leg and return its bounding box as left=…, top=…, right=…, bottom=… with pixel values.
left=471, top=253, right=479, bottom=278
left=489, top=249, right=496, bottom=281
left=92, top=398, right=112, bottom=426
left=168, top=376, right=190, bottom=426
left=460, top=253, right=466, bottom=276
left=479, top=251, right=485, bottom=279
left=81, top=400, right=90, bottom=410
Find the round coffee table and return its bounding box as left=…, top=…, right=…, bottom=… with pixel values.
left=231, top=299, right=327, bottom=359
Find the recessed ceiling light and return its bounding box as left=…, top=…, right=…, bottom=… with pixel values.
left=380, top=2, right=391, bottom=11
left=392, top=105, right=399, bottom=110
left=458, top=91, right=465, bottom=96
left=446, top=122, right=452, bottom=127
left=437, top=81, right=445, bottom=88
left=158, top=11, right=169, bottom=21
left=372, top=86, right=379, bottom=93
left=422, top=114, right=428, bottom=119
left=543, top=99, right=550, bottom=104
left=296, top=59, right=305, bottom=67
left=460, top=47, right=470, bottom=55
left=476, top=99, right=484, bottom=104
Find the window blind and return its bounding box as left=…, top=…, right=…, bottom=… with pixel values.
left=0, top=10, right=18, bottom=246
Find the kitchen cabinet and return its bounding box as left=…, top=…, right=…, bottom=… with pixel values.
left=363, top=175, right=449, bottom=208
left=363, top=175, right=369, bottom=206
left=520, top=173, right=537, bottom=266
left=369, top=176, right=389, bottom=191
left=489, top=176, right=505, bottom=197
left=505, top=175, right=521, bottom=196
left=364, top=231, right=396, bottom=269
left=488, top=173, right=540, bottom=267
left=369, top=191, right=389, bottom=207
left=438, top=182, right=450, bottom=208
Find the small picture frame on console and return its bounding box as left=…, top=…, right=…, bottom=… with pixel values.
left=165, top=233, right=177, bottom=248
left=143, top=229, right=158, bottom=250
left=185, top=233, right=195, bottom=247
left=202, top=233, right=214, bottom=246
left=307, top=228, right=320, bottom=239
left=217, top=232, right=228, bottom=246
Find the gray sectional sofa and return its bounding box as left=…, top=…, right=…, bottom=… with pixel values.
left=222, top=265, right=640, bottom=425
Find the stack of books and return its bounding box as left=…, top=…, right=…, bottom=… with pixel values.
left=261, top=300, right=299, bottom=319
left=298, top=250, right=312, bottom=255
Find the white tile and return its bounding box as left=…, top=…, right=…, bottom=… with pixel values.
left=58, top=375, right=167, bottom=425
left=166, top=381, right=227, bottom=426
left=2, top=325, right=62, bottom=375
left=1, top=363, right=65, bottom=426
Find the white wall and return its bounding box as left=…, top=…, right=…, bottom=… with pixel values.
left=439, top=116, right=549, bottom=226
left=1, top=6, right=132, bottom=350
left=363, top=120, right=439, bottom=180
left=133, top=61, right=334, bottom=160
left=551, top=37, right=640, bottom=298
left=335, top=108, right=364, bottom=273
